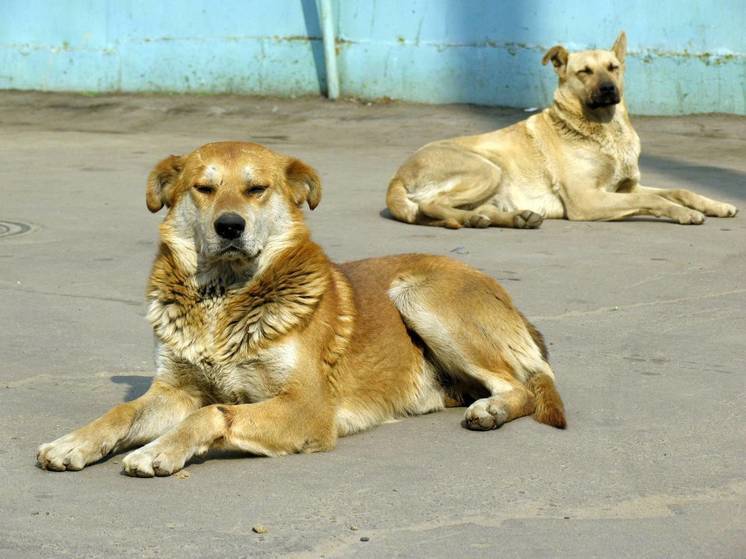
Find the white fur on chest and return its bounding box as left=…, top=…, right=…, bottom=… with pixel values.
left=204, top=338, right=299, bottom=403
left=563, top=126, right=640, bottom=192
left=154, top=314, right=300, bottom=404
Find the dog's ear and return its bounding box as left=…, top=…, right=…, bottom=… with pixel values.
left=611, top=31, right=627, bottom=63
left=542, top=45, right=569, bottom=75
left=146, top=155, right=184, bottom=213
left=285, top=158, right=322, bottom=210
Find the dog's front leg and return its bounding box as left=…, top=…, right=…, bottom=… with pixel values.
left=564, top=190, right=707, bottom=224
left=37, top=380, right=202, bottom=471
left=122, top=395, right=335, bottom=477
left=635, top=185, right=738, bottom=218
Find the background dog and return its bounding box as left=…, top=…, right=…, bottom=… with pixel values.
left=386, top=32, right=738, bottom=228
left=37, top=141, right=565, bottom=477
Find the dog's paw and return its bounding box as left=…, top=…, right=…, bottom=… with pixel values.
left=705, top=202, right=738, bottom=218
left=463, top=398, right=509, bottom=431
left=463, top=212, right=491, bottom=228
left=513, top=210, right=544, bottom=229
left=673, top=208, right=705, bottom=225
left=122, top=443, right=188, bottom=478
left=37, top=431, right=110, bottom=471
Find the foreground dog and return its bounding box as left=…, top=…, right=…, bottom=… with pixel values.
left=37, top=141, right=565, bottom=476
left=387, top=32, right=738, bottom=228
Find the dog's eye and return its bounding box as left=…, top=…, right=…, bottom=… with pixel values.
left=608, top=64, right=619, bottom=72
left=246, top=186, right=267, bottom=197
left=577, top=67, right=592, bottom=76
left=194, top=185, right=215, bottom=194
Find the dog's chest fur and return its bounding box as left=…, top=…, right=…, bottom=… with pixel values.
left=544, top=106, right=642, bottom=191
left=147, top=247, right=328, bottom=404
left=149, top=285, right=288, bottom=403
left=599, top=118, right=641, bottom=189
left=572, top=115, right=641, bottom=190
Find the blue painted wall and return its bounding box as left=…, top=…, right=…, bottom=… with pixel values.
left=0, top=0, right=327, bottom=94
left=1, top=0, right=744, bottom=114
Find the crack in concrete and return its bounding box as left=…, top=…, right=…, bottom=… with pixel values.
left=3, top=371, right=149, bottom=388
left=294, top=480, right=746, bottom=558
left=0, top=285, right=142, bottom=307
left=533, top=288, right=746, bottom=322
left=625, top=268, right=715, bottom=289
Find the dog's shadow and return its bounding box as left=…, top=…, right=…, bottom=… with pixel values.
left=379, top=208, right=398, bottom=222
left=640, top=154, right=746, bottom=202
left=111, top=375, right=152, bottom=401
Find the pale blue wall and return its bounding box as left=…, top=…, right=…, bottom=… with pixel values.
left=0, top=0, right=327, bottom=94
left=336, top=0, right=746, bottom=115
left=1, top=0, right=744, bottom=114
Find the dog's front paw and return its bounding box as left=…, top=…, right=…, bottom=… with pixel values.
left=37, top=431, right=111, bottom=471
left=122, top=443, right=188, bottom=477
left=673, top=208, right=705, bottom=225
left=463, top=398, right=509, bottom=431
left=706, top=202, right=738, bottom=218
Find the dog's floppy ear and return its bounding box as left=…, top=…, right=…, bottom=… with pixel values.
left=285, top=158, right=322, bottom=210
left=542, top=45, right=569, bottom=75
left=611, top=31, right=627, bottom=63
left=146, top=155, right=184, bottom=213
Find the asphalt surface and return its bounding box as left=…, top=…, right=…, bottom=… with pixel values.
left=1, top=92, right=744, bottom=558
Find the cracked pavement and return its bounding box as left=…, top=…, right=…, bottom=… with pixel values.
left=1, top=92, right=744, bottom=558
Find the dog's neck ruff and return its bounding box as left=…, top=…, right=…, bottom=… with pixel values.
left=546, top=90, right=629, bottom=149
left=147, top=232, right=331, bottom=363
left=538, top=89, right=640, bottom=188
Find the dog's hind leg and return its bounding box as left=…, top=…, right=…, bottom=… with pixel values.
left=418, top=186, right=543, bottom=230
left=635, top=185, right=737, bottom=218
left=37, top=380, right=202, bottom=471
left=453, top=365, right=535, bottom=430
left=419, top=199, right=490, bottom=229
left=388, top=264, right=566, bottom=430
left=417, top=183, right=544, bottom=230
left=394, top=145, right=517, bottom=229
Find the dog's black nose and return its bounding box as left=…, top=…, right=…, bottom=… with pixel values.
left=599, top=82, right=617, bottom=95
left=214, top=212, right=246, bottom=240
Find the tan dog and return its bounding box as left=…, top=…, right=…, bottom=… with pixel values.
left=37, top=141, right=565, bottom=477
left=387, top=32, right=738, bottom=228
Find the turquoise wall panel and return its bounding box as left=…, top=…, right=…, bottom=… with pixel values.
left=1, top=0, right=743, bottom=114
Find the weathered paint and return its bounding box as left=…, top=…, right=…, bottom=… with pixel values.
left=0, top=0, right=328, bottom=95
left=334, top=0, right=745, bottom=115
left=1, top=0, right=743, bottom=114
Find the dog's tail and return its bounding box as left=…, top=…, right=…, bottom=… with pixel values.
left=520, top=313, right=566, bottom=429
left=386, top=177, right=418, bottom=224
left=528, top=372, right=566, bottom=429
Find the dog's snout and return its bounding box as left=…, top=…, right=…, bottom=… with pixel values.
left=599, top=82, right=617, bottom=95
left=214, top=212, right=246, bottom=240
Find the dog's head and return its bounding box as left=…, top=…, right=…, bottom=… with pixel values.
left=542, top=32, right=627, bottom=110
left=146, top=141, right=321, bottom=264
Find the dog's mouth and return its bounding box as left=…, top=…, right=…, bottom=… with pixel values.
left=587, top=94, right=621, bottom=109
left=217, top=243, right=261, bottom=260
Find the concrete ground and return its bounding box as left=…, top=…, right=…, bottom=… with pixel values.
left=0, top=91, right=744, bottom=558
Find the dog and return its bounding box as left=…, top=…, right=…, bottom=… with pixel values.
left=386, top=32, right=738, bottom=228
left=37, top=141, right=566, bottom=477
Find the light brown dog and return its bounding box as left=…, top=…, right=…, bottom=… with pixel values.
left=37, top=141, right=565, bottom=477
left=387, top=32, right=738, bottom=228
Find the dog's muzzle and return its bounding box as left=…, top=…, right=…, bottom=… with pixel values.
left=588, top=82, right=620, bottom=108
